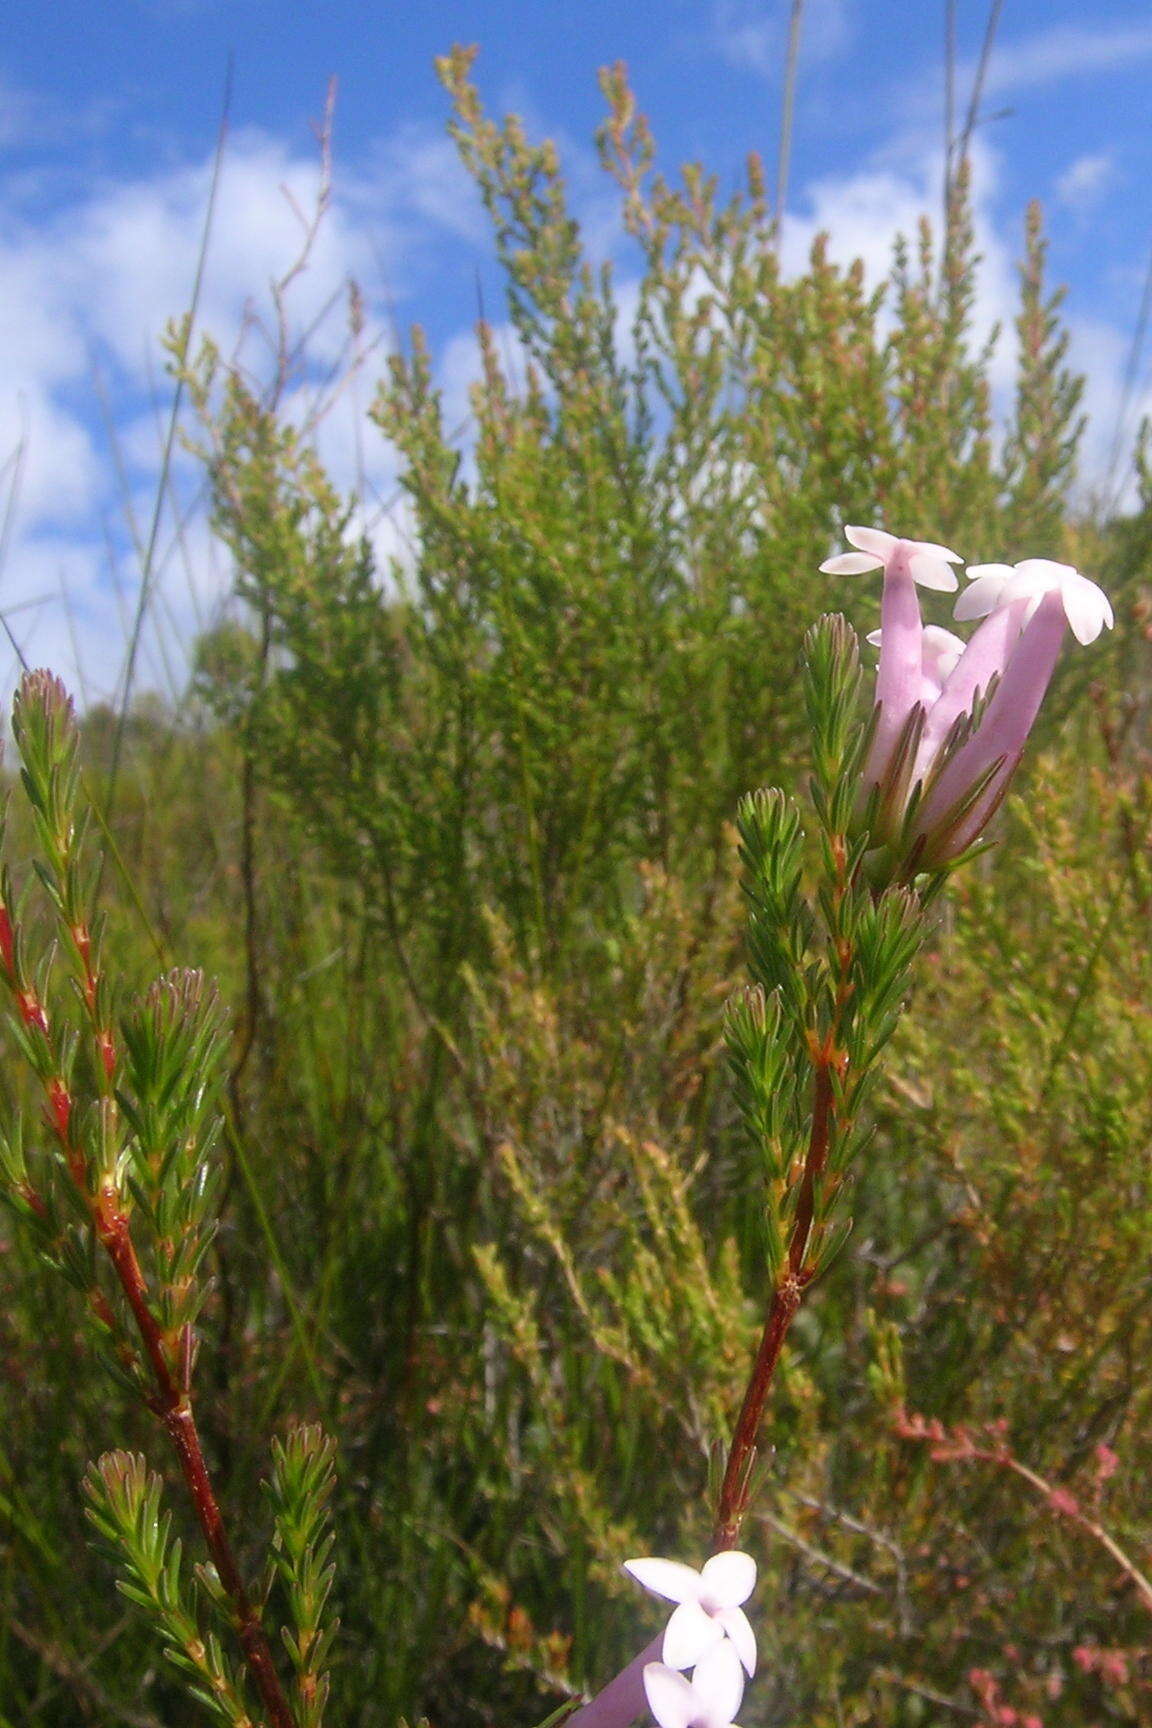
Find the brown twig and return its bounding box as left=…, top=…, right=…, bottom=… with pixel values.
left=897, top=1411, right=1152, bottom=1617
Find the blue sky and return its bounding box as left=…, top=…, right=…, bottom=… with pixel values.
left=3, top=0, right=1151, bottom=705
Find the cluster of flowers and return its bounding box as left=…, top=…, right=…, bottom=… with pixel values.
left=818, top=528, right=1113, bottom=872
left=625, top=1552, right=757, bottom=1728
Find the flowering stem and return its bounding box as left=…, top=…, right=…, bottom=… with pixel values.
left=714, top=840, right=855, bottom=1550
left=713, top=1046, right=843, bottom=1549
left=899, top=1413, right=1152, bottom=1616
left=1003, top=1456, right=1152, bottom=1616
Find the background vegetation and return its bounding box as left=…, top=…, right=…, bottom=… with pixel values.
left=1, top=51, right=1150, bottom=1727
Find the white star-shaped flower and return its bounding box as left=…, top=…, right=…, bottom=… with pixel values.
left=957, top=558, right=1113, bottom=644
left=624, top=1552, right=756, bottom=1676
left=820, top=524, right=962, bottom=592
left=643, top=1643, right=745, bottom=1728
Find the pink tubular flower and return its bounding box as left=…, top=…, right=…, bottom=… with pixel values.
left=820, top=526, right=962, bottom=836
left=910, top=558, right=1113, bottom=867
left=624, top=1553, right=757, bottom=1677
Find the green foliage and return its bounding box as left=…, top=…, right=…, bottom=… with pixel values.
left=264, top=1427, right=340, bottom=1728
left=84, top=1452, right=253, bottom=1727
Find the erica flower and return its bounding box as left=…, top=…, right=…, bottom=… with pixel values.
left=820, top=527, right=963, bottom=835
left=957, top=559, right=1113, bottom=645
left=910, top=558, right=1113, bottom=867
left=624, top=1552, right=757, bottom=1676
left=643, top=1643, right=746, bottom=1728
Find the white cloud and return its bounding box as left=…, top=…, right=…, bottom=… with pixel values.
left=70, top=133, right=379, bottom=378
left=0, top=235, right=91, bottom=388
left=0, top=69, right=122, bottom=154
left=0, top=50, right=1145, bottom=713
left=778, top=132, right=1143, bottom=505
left=0, top=535, right=123, bottom=711
left=711, top=0, right=851, bottom=77
left=778, top=136, right=1033, bottom=457
left=437, top=324, right=515, bottom=440
left=0, top=389, right=104, bottom=528
left=1055, top=152, right=1114, bottom=217
left=782, top=137, right=1016, bottom=338
left=1068, top=315, right=1150, bottom=512
left=982, top=20, right=1152, bottom=96
left=362, top=124, right=486, bottom=249
left=0, top=108, right=485, bottom=704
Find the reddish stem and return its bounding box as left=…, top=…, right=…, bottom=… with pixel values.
left=0, top=784, right=291, bottom=1716
left=14, top=954, right=295, bottom=1725
left=712, top=1062, right=837, bottom=1549
left=713, top=849, right=855, bottom=1552
left=98, top=1201, right=298, bottom=1728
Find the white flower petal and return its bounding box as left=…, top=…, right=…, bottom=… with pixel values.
left=625, top=1558, right=702, bottom=1604
left=1008, top=557, right=1078, bottom=594
left=908, top=537, right=963, bottom=563
left=908, top=550, right=959, bottom=592
left=663, top=1601, right=723, bottom=1670
left=922, top=624, right=967, bottom=657
left=716, top=1606, right=757, bottom=1677
left=960, top=557, right=1113, bottom=647
left=1061, top=570, right=1113, bottom=644
left=921, top=624, right=966, bottom=685
left=698, top=1551, right=756, bottom=1608
left=692, top=1641, right=746, bottom=1728
left=819, top=551, right=882, bottom=575
left=953, top=573, right=1011, bottom=621
left=644, top=1663, right=697, bottom=1728
left=964, top=562, right=1015, bottom=583
left=844, top=524, right=898, bottom=558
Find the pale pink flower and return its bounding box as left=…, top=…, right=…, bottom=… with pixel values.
left=624, top=1552, right=757, bottom=1676
left=867, top=624, right=966, bottom=706
left=643, top=1643, right=746, bottom=1728
left=910, top=558, right=1113, bottom=867
left=821, top=527, right=962, bottom=835
left=957, top=559, right=1113, bottom=644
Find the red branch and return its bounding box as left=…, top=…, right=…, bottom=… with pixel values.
left=896, top=1409, right=1152, bottom=1616
left=2, top=883, right=297, bottom=1728
left=713, top=1055, right=841, bottom=1549
left=97, top=1197, right=299, bottom=1728
left=712, top=837, right=855, bottom=1551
